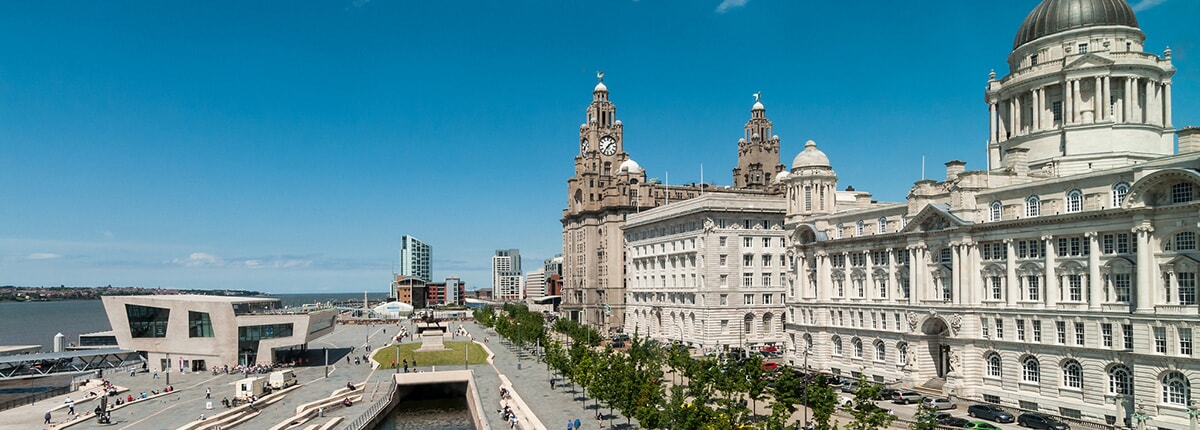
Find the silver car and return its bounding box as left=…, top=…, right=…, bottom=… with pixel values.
left=921, top=397, right=957, bottom=410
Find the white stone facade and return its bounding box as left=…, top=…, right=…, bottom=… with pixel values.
left=624, top=193, right=788, bottom=351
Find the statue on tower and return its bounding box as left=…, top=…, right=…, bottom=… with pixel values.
left=753, top=91, right=761, bottom=102
left=597, top=70, right=605, bottom=83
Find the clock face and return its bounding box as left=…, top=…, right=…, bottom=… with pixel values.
left=600, top=136, right=617, bottom=155
left=580, top=138, right=589, bottom=152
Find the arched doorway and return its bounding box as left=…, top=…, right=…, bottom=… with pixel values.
left=921, top=317, right=951, bottom=378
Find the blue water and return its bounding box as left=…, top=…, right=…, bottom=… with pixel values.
left=0, top=293, right=390, bottom=351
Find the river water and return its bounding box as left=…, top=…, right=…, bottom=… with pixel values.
left=0, top=293, right=389, bottom=350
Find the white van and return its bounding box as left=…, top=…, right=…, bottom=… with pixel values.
left=268, top=370, right=297, bottom=389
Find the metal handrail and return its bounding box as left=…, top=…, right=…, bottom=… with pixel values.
left=343, top=378, right=398, bottom=430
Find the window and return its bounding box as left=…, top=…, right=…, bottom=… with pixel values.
left=875, top=340, right=886, bottom=361
left=1113, top=273, right=1132, bottom=302
left=852, top=338, right=863, bottom=358
left=987, top=353, right=1002, bottom=377
left=1026, top=196, right=1040, bottom=217
left=188, top=311, right=214, bottom=338
left=743, top=254, right=754, bottom=267
left=719, top=294, right=728, bottom=305
left=762, top=275, right=772, bottom=287
left=1123, top=324, right=1134, bottom=350
left=1075, top=323, right=1085, bottom=346
left=804, top=334, right=813, bottom=353
left=1068, top=275, right=1083, bottom=301
left=1112, top=183, right=1130, bottom=208
left=720, top=274, right=728, bottom=287
left=1017, top=319, right=1026, bottom=341
left=1181, top=328, right=1193, bottom=356
left=856, top=220, right=865, bottom=236
left=982, top=318, right=990, bottom=338
left=719, top=255, right=727, bottom=266
left=1030, top=53, right=1039, bottom=66
left=1102, top=323, right=1113, bottom=347
left=898, top=342, right=908, bottom=365
left=1063, top=361, right=1083, bottom=389
left=743, top=273, right=753, bottom=287
left=762, top=255, right=772, bottom=267
left=991, top=276, right=1003, bottom=300
left=744, top=294, right=754, bottom=305
left=1110, top=365, right=1133, bottom=395
left=878, top=217, right=887, bottom=233
left=762, top=294, right=771, bottom=305
left=743, top=237, right=753, bottom=248
left=1033, top=320, right=1042, bottom=342
left=720, top=237, right=727, bottom=247
left=1078, top=43, right=1088, bottom=54
left=762, top=237, right=771, bottom=248
left=1027, top=275, right=1041, bottom=301
left=125, top=304, right=170, bottom=338
left=804, top=186, right=812, bottom=211
left=1155, top=327, right=1167, bottom=353
left=1172, top=182, right=1195, bottom=204
left=1022, top=357, right=1041, bottom=383
left=1178, top=272, right=1197, bottom=305
left=1175, top=232, right=1198, bottom=251
left=1161, top=371, right=1190, bottom=405
left=833, top=336, right=843, bottom=355
left=990, top=201, right=1002, bottom=221
left=1056, top=321, right=1067, bottom=344
left=1052, top=101, right=1063, bottom=122
left=995, top=318, right=1005, bottom=339
left=1066, top=189, right=1083, bottom=213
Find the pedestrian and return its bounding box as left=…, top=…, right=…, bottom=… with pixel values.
left=567, top=420, right=573, bottom=430
left=130, top=367, right=136, bottom=377
left=66, top=398, right=75, bottom=415
left=510, top=414, right=519, bottom=428
left=44, top=411, right=51, bottom=424
left=205, top=387, right=211, bottom=399
left=153, top=370, right=158, bottom=379
left=550, top=378, right=555, bottom=390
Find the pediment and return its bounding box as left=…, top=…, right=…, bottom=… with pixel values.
left=1064, top=54, right=1115, bottom=70
left=900, top=203, right=969, bottom=234
left=1162, top=254, right=1200, bottom=268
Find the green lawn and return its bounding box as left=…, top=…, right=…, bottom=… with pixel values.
left=371, top=341, right=489, bottom=367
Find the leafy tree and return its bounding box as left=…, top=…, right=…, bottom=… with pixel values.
left=766, top=368, right=805, bottom=429
left=740, top=355, right=769, bottom=423
left=909, top=403, right=942, bottom=430
left=805, top=376, right=839, bottom=430
left=844, top=376, right=895, bottom=430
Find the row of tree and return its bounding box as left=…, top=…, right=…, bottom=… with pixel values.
left=475, top=305, right=942, bottom=430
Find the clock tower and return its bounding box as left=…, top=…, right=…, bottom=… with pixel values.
left=732, top=93, right=787, bottom=190
left=562, top=73, right=650, bottom=331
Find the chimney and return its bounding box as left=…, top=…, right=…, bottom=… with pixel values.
left=1179, top=127, right=1200, bottom=153
left=945, top=160, right=966, bottom=181
left=1005, top=147, right=1030, bottom=176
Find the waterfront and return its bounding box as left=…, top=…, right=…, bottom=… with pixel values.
left=378, top=397, right=474, bottom=430
left=0, top=293, right=390, bottom=351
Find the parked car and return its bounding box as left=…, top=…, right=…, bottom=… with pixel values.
left=892, top=391, right=922, bottom=405
left=609, top=340, right=626, bottom=348
left=964, top=421, right=1003, bottom=430
left=841, top=381, right=859, bottom=393
left=838, top=395, right=855, bottom=409
left=967, top=404, right=1015, bottom=423
left=934, top=412, right=971, bottom=428
left=1018, top=412, right=1071, bottom=430
left=761, top=362, right=778, bottom=371
left=922, top=397, right=958, bottom=410
left=878, top=388, right=900, bottom=401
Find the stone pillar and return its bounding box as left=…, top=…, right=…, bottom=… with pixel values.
left=1087, top=232, right=1103, bottom=310
left=1065, top=80, right=1074, bottom=125
left=1102, top=76, right=1111, bottom=121
left=964, top=242, right=978, bottom=305
left=910, top=246, right=924, bottom=303
left=815, top=252, right=829, bottom=302
left=1147, top=79, right=1158, bottom=126
left=888, top=248, right=898, bottom=303
left=1134, top=225, right=1154, bottom=313
left=1031, top=88, right=1041, bottom=131
left=1164, top=82, right=1172, bottom=127
left=1093, top=76, right=1102, bottom=123
left=1005, top=239, right=1018, bottom=307
left=1044, top=235, right=1058, bottom=308
left=990, top=102, right=998, bottom=143
left=1131, top=78, right=1141, bottom=123
left=1014, top=96, right=1023, bottom=135
left=1073, top=80, right=1083, bottom=123
left=951, top=242, right=962, bottom=304
left=1124, top=77, right=1133, bottom=123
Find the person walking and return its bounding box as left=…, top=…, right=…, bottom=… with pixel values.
left=205, top=387, right=211, bottom=399
left=44, top=411, right=51, bottom=424
left=510, top=414, right=519, bottom=428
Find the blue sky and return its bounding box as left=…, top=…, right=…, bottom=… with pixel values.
left=1, top=0, right=1196, bottom=294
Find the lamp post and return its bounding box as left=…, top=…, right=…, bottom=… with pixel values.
left=802, top=348, right=809, bottom=427
left=324, top=347, right=329, bottom=378
left=165, top=351, right=170, bottom=385
left=517, top=320, right=522, bottom=370
left=465, top=338, right=470, bottom=370
left=395, top=343, right=400, bottom=374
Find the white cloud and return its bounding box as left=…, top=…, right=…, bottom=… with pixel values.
left=715, top=0, right=748, bottom=13
left=26, top=253, right=62, bottom=260
left=172, top=252, right=225, bottom=267
left=1131, top=0, right=1167, bottom=12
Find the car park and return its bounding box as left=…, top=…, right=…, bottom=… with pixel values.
left=922, top=397, right=957, bottom=410
left=892, top=391, right=922, bottom=404
left=878, top=388, right=899, bottom=401
left=841, top=381, right=859, bottom=393
left=1017, top=412, right=1071, bottom=430
left=967, top=404, right=1015, bottom=423
left=964, top=421, right=1003, bottom=430
left=934, top=412, right=971, bottom=428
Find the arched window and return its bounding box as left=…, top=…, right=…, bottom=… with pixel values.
left=1026, top=196, right=1041, bottom=218
left=1109, top=365, right=1133, bottom=395
left=744, top=314, right=754, bottom=335
left=874, top=340, right=886, bottom=361
left=1162, top=371, right=1190, bottom=405
left=897, top=342, right=908, bottom=365
left=878, top=217, right=887, bottom=234
left=990, top=201, right=1002, bottom=221
left=1112, top=182, right=1130, bottom=208
left=1066, top=189, right=1083, bottom=213
left=986, top=353, right=1002, bottom=377
left=1022, top=356, right=1040, bottom=383
left=852, top=337, right=863, bottom=358
left=832, top=336, right=843, bottom=356
left=856, top=220, right=865, bottom=236
left=1062, top=360, right=1083, bottom=389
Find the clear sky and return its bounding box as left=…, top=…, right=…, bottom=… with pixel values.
left=1, top=0, right=1196, bottom=294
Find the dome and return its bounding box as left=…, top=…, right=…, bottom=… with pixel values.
left=774, top=171, right=790, bottom=183
left=752, top=101, right=765, bottom=111
left=618, top=159, right=642, bottom=174
left=791, top=140, right=831, bottom=169
left=1013, top=0, right=1138, bottom=50
left=594, top=81, right=608, bottom=92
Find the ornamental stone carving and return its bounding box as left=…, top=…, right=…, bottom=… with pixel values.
left=949, top=314, right=962, bottom=335
left=907, top=311, right=920, bottom=332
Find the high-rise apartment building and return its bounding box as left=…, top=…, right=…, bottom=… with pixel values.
left=493, top=249, right=523, bottom=301
left=399, top=235, right=432, bottom=282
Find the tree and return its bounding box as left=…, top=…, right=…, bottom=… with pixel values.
left=909, top=403, right=942, bottom=430
left=805, top=376, right=839, bottom=430
left=766, top=369, right=805, bottom=429
left=844, top=376, right=896, bottom=430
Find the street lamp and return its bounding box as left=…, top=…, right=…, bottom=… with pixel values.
left=802, top=348, right=809, bottom=428
left=1131, top=403, right=1151, bottom=430
left=324, top=347, right=329, bottom=378
left=165, top=351, right=170, bottom=385
left=517, top=320, right=522, bottom=370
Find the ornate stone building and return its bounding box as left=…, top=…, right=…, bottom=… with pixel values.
left=781, top=0, right=1198, bottom=427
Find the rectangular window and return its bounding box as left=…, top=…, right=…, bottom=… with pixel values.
left=762, top=294, right=771, bottom=305
left=744, top=294, right=754, bottom=305
left=188, top=311, right=214, bottom=338
left=1172, top=183, right=1194, bottom=204
left=1068, top=275, right=1082, bottom=301
left=743, top=273, right=753, bottom=287
left=1179, top=272, right=1197, bottom=305
left=1033, top=320, right=1042, bottom=342
left=1052, top=101, right=1063, bottom=121
left=1075, top=322, right=1085, bottom=346
left=720, top=237, right=727, bottom=247
left=1114, top=274, right=1132, bottom=302
left=719, top=255, right=727, bottom=267
left=1123, top=324, right=1134, bottom=350
left=1058, top=238, right=1069, bottom=257
left=762, top=255, right=771, bottom=267
left=1056, top=321, right=1067, bottom=344
left=982, top=318, right=990, bottom=338
left=991, top=276, right=1003, bottom=300
left=762, top=238, right=771, bottom=248
left=995, top=318, right=1005, bottom=339
left=1103, top=234, right=1115, bottom=254
left=1017, top=319, right=1026, bottom=341
left=1102, top=323, right=1113, bottom=347
left=743, top=254, right=753, bottom=267
left=1155, top=327, right=1167, bottom=353
left=1078, top=43, right=1088, bottom=54
left=125, top=304, right=170, bottom=338
left=719, top=294, right=728, bottom=305
left=1181, top=328, right=1193, bottom=356
left=762, top=275, right=772, bottom=287
left=1027, top=275, right=1041, bottom=301
left=743, top=237, right=753, bottom=248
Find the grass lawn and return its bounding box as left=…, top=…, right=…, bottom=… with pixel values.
left=372, top=341, right=489, bottom=368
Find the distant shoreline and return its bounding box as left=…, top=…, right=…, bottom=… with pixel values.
left=0, top=286, right=266, bottom=303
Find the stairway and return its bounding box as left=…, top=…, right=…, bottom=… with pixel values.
left=915, top=377, right=946, bottom=397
